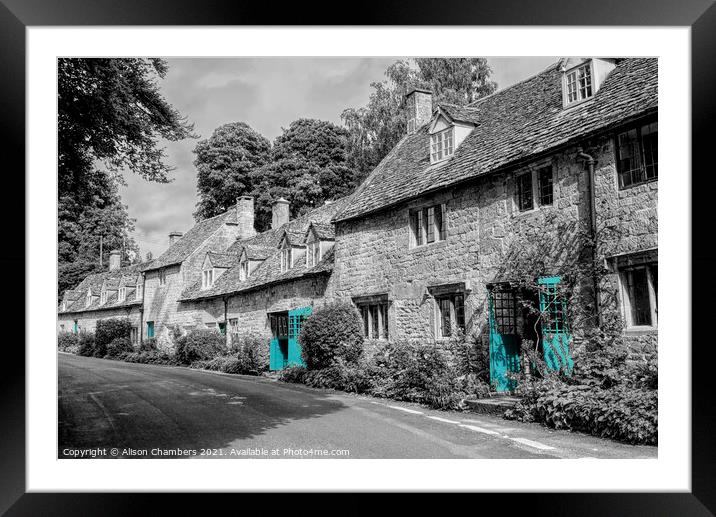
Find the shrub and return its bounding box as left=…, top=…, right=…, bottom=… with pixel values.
left=298, top=302, right=364, bottom=370
left=57, top=331, right=79, bottom=353
left=120, top=350, right=179, bottom=366
left=106, top=337, right=134, bottom=358
left=505, top=379, right=658, bottom=445
left=95, top=318, right=132, bottom=351
left=76, top=331, right=97, bottom=357
left=174, top=329, right=225, bottom=365
left=139, top=337, right=158, bottom=352
left=233, top=334, right=269, bottom=374
left=278, top=365, right=308, bottom=384
left=191, top=355, right=243, bottom=374
left=303, top=358, right=376, bottom=393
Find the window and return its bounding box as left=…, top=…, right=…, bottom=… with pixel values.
left=158, top=269, right=166, bottom=285
left=490, top=288, right=517, bottom=334
left=565, top=63, right=593, bottom=104
left=100, top=291, right=107, bottom=305
left=616, top=121, right=658, bottom=189
left=60, top=302, right=66, bottom=311
left=620, top=263, right=658, bottom=328
left=229, top=318, right=239, bottom=344
left=146, top=321, right=155, bottom=338
left=358, top=301, right=390, bottom=340
left=86, top=291, right=92, bottom=307
left=135, top=283, right=142, bottom=300
left=118, top=287, right=126, bottom=302
left=410, top=204, right=446, bottom=247
left=239, top=259, right=249, bottom=281
left=280, top=246, right=292, bottom=273
left=307, top=241, right=321, bottom=267
left=517, top=173, right=534, bottom=211
left=130, top=327, right=138, bottom=345
left=435, top=293, right=465, bottom=338
left=430, top=127, right=455, bottom=163
left=407, top=115, right=416, bottom=134
left=201, top=268, right=214, bottom=289
left=218, top=322, right=226, bottom=335
left=537, top=166, right=554, bottom=206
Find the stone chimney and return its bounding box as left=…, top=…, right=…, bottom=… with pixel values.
left=169, top=231, right=183, bottom=246
left=236, top=196, right=257, bottom=239
left=405, top=88, right=433, bottom=134
left=272, top=198, right=290, bottom=230
left=109, top=250, right=121, bottom=272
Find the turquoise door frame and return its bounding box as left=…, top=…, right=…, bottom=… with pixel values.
left=488, top=286, right=521, bottom=392
left=146, top=321, right=155, bottom=339
left=538, top=276, right=574, bottom=374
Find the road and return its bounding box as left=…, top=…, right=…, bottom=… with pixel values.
left=58, top=353, right=657, bottom=459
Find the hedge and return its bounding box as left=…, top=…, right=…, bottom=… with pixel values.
left=298, top=302, right=363, bottom=370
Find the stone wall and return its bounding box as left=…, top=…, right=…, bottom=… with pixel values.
left=58, top=306, right=142, bottom=338
left=332, top=131, right=658, bottom=355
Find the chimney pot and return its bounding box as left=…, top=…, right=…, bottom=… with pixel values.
left=405, top=88, right=433, bottom=135
left=272, top=198, right=290, bottom=230
left=109, top=250, right=121, bottom=271
left=236, top=196, right=257, bottom=240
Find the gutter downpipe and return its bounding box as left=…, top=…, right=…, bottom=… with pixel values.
left=223, top=296, right=229, bottom=349
left=139, top=272, right=146, bottom=347
left=577, top=148, right=601, bottom=327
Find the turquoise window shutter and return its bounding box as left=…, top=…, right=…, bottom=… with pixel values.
left=147, top=321, right=154, bottom=339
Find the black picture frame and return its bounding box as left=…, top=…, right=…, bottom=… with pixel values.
left=2, top=0, right=713, bottom=513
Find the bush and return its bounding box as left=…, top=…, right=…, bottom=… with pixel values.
left=299, top=302, right=364, bottom=370
left=278, top=365, right=308, bottom=384
left=174, top=329, right=225, bottom=365
left=120, top=349, right=179, bottom=366
left=233, top=334, right=269, bottom=374
left=191, top=355, right=243, bottom=374
left=57, top=331, right=79, bottom=353
left=505, top=379, right=658, bottom=445
left=303, top=358, right=376, bottom=393
left=139, top=337, right=158, bottom=352
left=106, top=337, right=134, bottom=358
left=76, top=331, right=97, bottom=357
left=95, top=318, right=132, bottom=351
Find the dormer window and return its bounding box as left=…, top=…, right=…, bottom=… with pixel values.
left=135, top=283, right=142, bottom=300
left=306, top=240, right=321, bottom=267
left=240, top=258, right=249, bottom=281
left=61, top=301, right=66, bottom=311
left=85, top=291, right=92, bottom=307
left=202, top=269, right=214, bottom=289
left=118, top=287, right=126, bottom=302
left=280, top=245, right=292, bottom=273
left=565, top=62, right=593, bottom=104
left=100, top=291, right=107, bottom=305
left=430, top=127, right=454, bottom=163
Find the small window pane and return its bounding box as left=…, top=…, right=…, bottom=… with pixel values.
left=454, top=294, right=465, bottom=331
left=381, top=304, right=389, bottom=340
left=625, top=268, right=652, bottom=326
left=370, top=305, right=379, bottom=339
left=538, top=166, right=553, bottom=206
left=426, top=207, right=435, bottom=243
left=517, top=173, right=533, bottom=211
left=439, top=297, right=452, bottom=337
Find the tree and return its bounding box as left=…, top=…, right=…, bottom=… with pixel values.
left=193, top=122, right=271, bottom=220
left=341, top=58, right=497, bottom=178
left=58, top=58, right=193, bottom=298
left=250, top=119, right=359, bottom=231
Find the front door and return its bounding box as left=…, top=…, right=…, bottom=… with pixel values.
left=488, top=285, right=521, bottom=392
left=538, top=276, right=574, bottom=374
left=146, top=321, right=155, bottom=339
left=269, top=312, right=289, bottom=371
left=287, top=306, right=312, bottom=367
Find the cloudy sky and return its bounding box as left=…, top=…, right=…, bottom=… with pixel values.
left=120, top=57, right=557, bottom=258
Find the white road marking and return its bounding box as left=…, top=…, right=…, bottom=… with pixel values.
left=387, top=405, right=424, bottom=415
left=509, top=437, right=556, bottom=450
left=427, top=416, right=461, bottom=424
left=460, top=424, right=501, bottom=436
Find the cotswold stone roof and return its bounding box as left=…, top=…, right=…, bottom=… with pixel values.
left=181, top=197, right=350, bottom=301
left=305, top=221, right=335, bottom=241
left=60, top=263, right=144, bottom=314
left=335, top=58, right=658, bottom=222
left=142, top=209, right=238, bottom=271
left=239, top=244, right=274, bottom=261
left=206, top=251, right=234, bottom=269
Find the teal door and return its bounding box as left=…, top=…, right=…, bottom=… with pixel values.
left=147, top=321, right=155, bottom=339
left=488, top=286, right=521, bottom=392
left=269, top=313, right=289, bottom=371
left=538, top=276, right=574, bottom=374
left=287, top=306, right=312, bottom=367
left=73, top=321, right=78, bottom=334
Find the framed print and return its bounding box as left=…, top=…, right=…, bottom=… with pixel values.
left=2, top=0, right=714, bottom=513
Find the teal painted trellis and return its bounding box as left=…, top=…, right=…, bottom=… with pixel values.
left=538, top=276, right=574, bottom=374
left=488, top=286, right=521, bottom=393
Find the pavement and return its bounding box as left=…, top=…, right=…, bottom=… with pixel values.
left=58, top=352, right=657, bottom=459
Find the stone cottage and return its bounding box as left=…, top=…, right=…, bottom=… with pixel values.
left=58, top=57, right=657, bottom=390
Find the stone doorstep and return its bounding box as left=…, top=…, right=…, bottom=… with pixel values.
left=464, top=395, right=521, bottom=416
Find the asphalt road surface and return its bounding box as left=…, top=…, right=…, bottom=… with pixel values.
left=58, top=353, right=657, bottom=459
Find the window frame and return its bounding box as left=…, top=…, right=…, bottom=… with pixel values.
left=239, top=259, right=249, bottom=281
left=409, top=203, right=447, bottom=248
left=430, top=127, right=455, bottom=164
left=280, top=244, right=292, bottom=273
left=516, top=165, right=555, bottom=213
left=356, top=300, right=390, bottom=341
left=615, top=120, right=658, bottom=190
left=563, top=61, right=594, bottom=106
left=618, top=262, right=658, bottom=330
left=434, top=292, right=466, bottom=339
left=158, top=268, right=166, bottom=285
left=118, top=287, right=126, bottom=302
left=516, top=172, right=534, bottom=212
left=135, top=283, right=142, bottom=300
